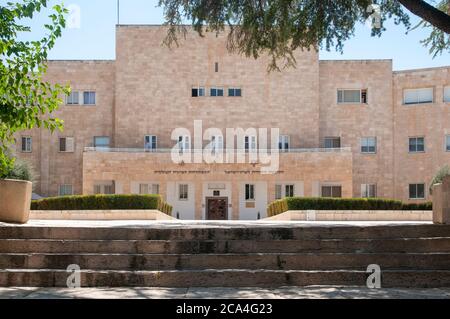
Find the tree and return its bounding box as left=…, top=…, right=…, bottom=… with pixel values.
left=0, top=0, right=69, bottom=177
left=158, top=0, right=450, bottom=70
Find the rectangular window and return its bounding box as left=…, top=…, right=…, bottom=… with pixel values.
left=59, top=184, right=73, bottom=196
left=139, top=184, right=149, bottom=195
left=144, top=135, right=157, bottom=151
left=228, top=88, right=242, bottom=97
left=139, top=183, right=160, bottom=195
left=403, top=88, right=433, bottom=105
left=83, top=91, right=96, bottom=105
left=337, top=89, right=367, bottom=104
left=192, top=87, right=205, bottom=97
left=245, top=184, right=255, bottom=201
left=66, top=91, right=79, bottom=105
left=285, top=185, right=295, bottom=198
left=94, top=136, right=110, bottom=148
left=179, top=184, right=188, bottom=200
left=178, top=135, right=191, bottom=152
left=59, top=137, right=75, bottom=153
left=275, top=184, right=282, bottom=200
left=210, top=135, right=224, bottom=153
left=361, top=137, right=377, bottom=154
left=210, top=87, right=224, bottom=97
left=279, top=135, right=290, bottom=152
left=444, top=86, right=450, bottom=103
left=409, top=184, right=425, bottom=199
left=409, top=137, right=425, bottom=153
left=324, top=137, right=341, bottom=149
left=446, top=135, right=450, bottom=152
left=244, top=136, right=257, bottom=152
left=321, top=185, right=342, bottom=198
left=215, top=62, right=219, bottom=73
left=94, top=183, right=115, bottom=195
left=361, top=184, right=377, bottom=198
left=21, top=136, right=32, bottom=153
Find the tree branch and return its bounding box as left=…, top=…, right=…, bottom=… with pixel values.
left=398, top=0, right=450, bottom=33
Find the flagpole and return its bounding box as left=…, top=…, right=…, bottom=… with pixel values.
left=117, top=0, right=120, bottom=25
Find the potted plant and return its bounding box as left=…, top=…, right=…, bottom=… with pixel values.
left=0, top=159, right=35, bottom=224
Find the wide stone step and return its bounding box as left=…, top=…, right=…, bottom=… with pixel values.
left=1, top=253, right=450, bottom=270
left=1, top=225, right=449, bottom=241
left=1, top=238, right=450, bottom=254
left=1, top=269, right=450, bottom=288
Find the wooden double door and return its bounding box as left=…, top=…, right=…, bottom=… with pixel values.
left=206, top=197, right=228, bottom=220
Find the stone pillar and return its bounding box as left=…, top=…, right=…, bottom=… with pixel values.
left=432, top=176, right=450, bottom=224
left=232, top=181, right=240, bottom=220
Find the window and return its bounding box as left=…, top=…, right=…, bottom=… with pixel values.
left=179, top=184, right=188, bottom=200
left=59, top=184, right=73, bottom=196
left=210, top=87, right=224, bottom=97
left=178, top=136, right=191, bottom=152
left=83, top=91, right=96, bottom=105
left=444, top=87, right=450, bottom=103
left=285, top=185, right=294, bottom=198
left=361, top=137, right=377, bottom=154
left=446, top=135, right=450, bottom=152
left=403, top=88, right=433, bottom=105
left=59, top=137, right=75, bottom=153
left=94, top=183, right=115, bottom=195
left=21, top=136, right=32, bottom=153
left=361, top=184, right=377, bottom=198
left=324, top=137, right=341, bottom=149
left=244, top=135, right=257, bottom=152
left=409, top=184, right=425, bottom=199
left=275, top=184, right=282, bottom=200
left=145, top=135, right=157, bottom=151
left=275, top=184, right=295, bottom=199
left=245, top=184, right=255, bottom=201
left=139, top=183, right=159, bottom=195
left=210, top=135, right=224, bottom=153
left=94, top=136, right=110, bottom=148
left=279, top=135, right=290, bottom=152
left=192, top=87, right=205, bottom=97
left=215, top=62, right=219, bottom=73
left=337, top=89, right=367, bottom=104
left=321, top=185, right=342, bottom=198
left=409, top=137, right=425, bottom=153
left=66, top=91, right=79, bottom=105
left=228, top=88, right=242, bottom=97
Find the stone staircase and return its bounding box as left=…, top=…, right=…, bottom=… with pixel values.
left=0, top=223, right=450, bottom=287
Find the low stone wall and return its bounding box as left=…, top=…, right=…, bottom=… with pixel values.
left=264, top=210, right=432, bottom=221
left=30, top=210, right=177, bottom=221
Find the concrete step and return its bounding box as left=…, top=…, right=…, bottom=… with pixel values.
left=1, top=238, right=449, bottom=254
left=1, top=269, right=450, bottom=288
left=1, top=253, right=450, bottom=271
left=1, top=224, right=449, bottom=241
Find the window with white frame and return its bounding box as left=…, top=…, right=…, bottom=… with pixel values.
left=179, top=184, right=188, bottom=200
left=210, top=87, right=224, bottom=97
left=228, top=88, right=242, bottom=97
left=409, top=183, right=425, bottom=199
left=66, top=91, right=79, bottom=105
left=245, top=184, right=255, bottom=201
left=275, top=184, right=295, bottom=200
left=361, top=184, right=377, bottom=198
left=83, top=91, right=96, bottom=105
left=446, top=135, right=450, bottom=152
left=279, top=135, right=290, bottom=152
left=139, top=183, right=159, bottom=195
left=21, top=136, right=32, bottom=153
left=94, top=136, right=110, bottom=148
left=192, top=86, right=205, bottom=97
left=94, top=183, right=115, bottom=195
left=144, top=135, right=157, bottom=151
left=409, top=137, right=425, bottom=153
left=324, top=137, right=341, bottom=149
left=178, top=135, right=191, bottom=153
left=444, top=86, right=450, bottom=103
left=244, top=135, right=257, bottom=152
left=275, top=184, right=282, bottom=200
left=361, top=137, right=377, bottom=154
left=59, top=184, right=73, bottom=196
left=403, top=88, right=433, bottom=105
left=210, top=135, right=224, bottom=153
left=59, top=137, right=75, bottom=152
left=337, top=89, right=367, bottom=104
left=321, top=185, right=342, bottom=198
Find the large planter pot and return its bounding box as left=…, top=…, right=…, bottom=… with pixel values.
left=0, top=179, right=32, bottom=224
left=432, top=176, right=450, bottom=224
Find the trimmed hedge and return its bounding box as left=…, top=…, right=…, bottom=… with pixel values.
left=267, top=197, right=433, bottom=217
left=31, top=194, right=173, bottom=215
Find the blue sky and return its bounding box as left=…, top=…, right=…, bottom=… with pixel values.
left=6, top=0, right=450, bottom=70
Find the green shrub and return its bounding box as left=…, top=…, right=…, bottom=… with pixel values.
left=430, top=165, right=450, bottom=194
left=31, top=194, right=173, bottom=213
left=267, top=197, right=433, bottom=217
left=2, top=158, right=36, bottom=183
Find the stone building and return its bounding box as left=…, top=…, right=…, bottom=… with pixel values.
left=15, top=25, right=450, bottom=220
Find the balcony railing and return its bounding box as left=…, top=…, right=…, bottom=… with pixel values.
left=84, top=147, right=352, bottom=154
